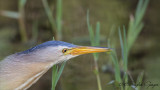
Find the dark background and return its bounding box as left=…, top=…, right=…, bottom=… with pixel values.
left=0, top=0, right=159, bottom=90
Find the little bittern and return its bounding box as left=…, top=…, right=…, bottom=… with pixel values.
left=0, top=41, right=111, bottom=90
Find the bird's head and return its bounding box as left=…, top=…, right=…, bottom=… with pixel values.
left=18, top=41, right=111, bottom=63
left=0, top=41, right=112, bottom=90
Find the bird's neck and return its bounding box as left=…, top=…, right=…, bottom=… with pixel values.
left=15, top=62, right=54, bottom=90
left=0, top=54, right=56, bottom=90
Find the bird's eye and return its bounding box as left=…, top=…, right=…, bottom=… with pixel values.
left=62, top=48, right=68, bottom=53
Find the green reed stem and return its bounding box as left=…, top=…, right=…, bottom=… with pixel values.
left=18, top=0, right=28, bottom=43
left=42, top=0, right=56, bottom=34
left=56, top=0, right=62, bottom=40
left=108, top=1, right=149, bottom=90
left=87, top=10, right=102, bottom=90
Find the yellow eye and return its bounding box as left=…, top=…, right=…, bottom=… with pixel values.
left=62, top=48, right=68, bottom=53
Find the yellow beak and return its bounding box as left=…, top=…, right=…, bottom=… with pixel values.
left=66, top=46, right=111, bottom=55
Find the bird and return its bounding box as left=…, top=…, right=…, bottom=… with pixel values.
left=0, top=40, right=111, bottom=90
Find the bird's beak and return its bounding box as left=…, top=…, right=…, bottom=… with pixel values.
left=66, top=46, right=111, bottom=55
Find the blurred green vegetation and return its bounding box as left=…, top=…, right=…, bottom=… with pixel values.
left=0, top=0, right=160, bottom=90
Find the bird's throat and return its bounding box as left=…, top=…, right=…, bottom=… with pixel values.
left=0, top=59, right=54, bottom=90
left=16, top=62, right=54, bottom=90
